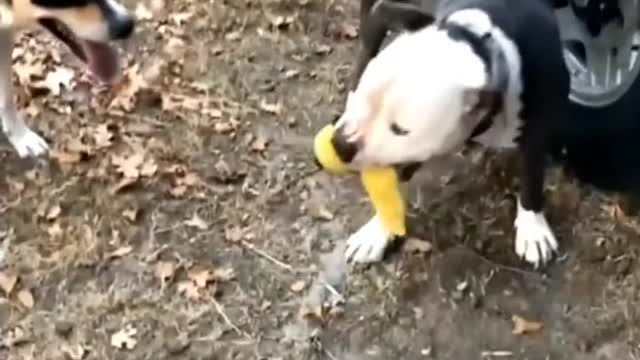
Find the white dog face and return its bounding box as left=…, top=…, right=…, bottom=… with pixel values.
left=333, top=26, right=489, bottom=168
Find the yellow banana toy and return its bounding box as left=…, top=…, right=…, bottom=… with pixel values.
left=313, top=124, right=406, bottom=236
left=313, top=124, right=349, bottom=175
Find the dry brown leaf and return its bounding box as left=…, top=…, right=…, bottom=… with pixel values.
left=7, top=177, right=25, bottom=194
left=17, top=289, right=34, bottom=309
left=110, top=325, right=138, bottom=349
left=141, top=59, right=164, bottom=85
left=259, top=99, right=282, bottom=115
left=169, top=185, right=187, bottom=197
left=122, top=208, right=138, bottom=222
left=3, top=326, right=29, bottom=348
left=47, top=222, right=64, bottom=238
left=155, top=261, right=175, bottom=285
left=251, top=133, right=269, bottom=152
left=134, top=3, right=153, bottom=20
left=140, top=159, right=158, bottom=177
left=177, top=280, right=200, bottom=300
left=512, top=315, right=543, bottom=335
left=46, top=205, right=62, bottom=221
left=170, top=11, right=194, bottom=25
left=311, top=205, right=334, bottom=221
left=0, top=271, right=18, bottom=295
left=300, top=303, right=323, bottom=320
left=181, top=173, right=202, bottom=187
left=112, top=153, right=144, bottom=179
left=106, top=245, right=133, bottom=259
left=225, top=30, right=242, bottom=41
left=184, top=213, right=208, bottom=230
left=224, top=225, right=244, bottom=242
left=267, top=14, right=294, bottom=28
left=202, top=107, right=222, bottom=119
left=109, top=64, right=147, bottom=111
left=340, top=23, right=358, bottom=39
left=161, top=93, right=203, bottom=113
left=163, top=37, right=186, bottom=60
left=187, top=267, right=213, bottom=289
left=93, top=124, right=114, bottom=148
left=36, top=66, right=75, bottom=95
left=212, top=267, right=235, bottom=282
left=61, top=343, right=87, bottom=360
left=50, top=150, right=82, bottom=164
left=13, top=61, right=46, bottom=86
left=150, top=0, right=164, bottom=11
left=404, top=238, right=433, bottom=254
left=290, top=280, right=307, bottom=293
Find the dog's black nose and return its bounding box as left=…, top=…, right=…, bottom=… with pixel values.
left=331, top=130, right=359, bottom=163
left=109, top=14, right=135, bottom=40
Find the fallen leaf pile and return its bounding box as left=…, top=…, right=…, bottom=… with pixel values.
left=12, top=35, right=75, bottom=96
left=152, top=261, right=236, bottom=301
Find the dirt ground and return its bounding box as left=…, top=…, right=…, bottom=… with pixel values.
left=2, top=0, right=640, bottom=359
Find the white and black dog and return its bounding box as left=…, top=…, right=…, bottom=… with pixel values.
left=0, top=0, right=134, bottom=158
left=324, top=0, right=570, bottom=268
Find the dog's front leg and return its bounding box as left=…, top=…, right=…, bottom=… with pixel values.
left=0, top=29, right=49, bottom=157
left=345, top=165, right=416, bottom=264
left=514, top=135, right=558, bottom=268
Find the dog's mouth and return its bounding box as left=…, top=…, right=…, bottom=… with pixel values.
left=38, top=18, right=120, bottom=83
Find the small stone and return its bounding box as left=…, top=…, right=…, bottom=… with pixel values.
left=55, top=321, right=74, bottom=338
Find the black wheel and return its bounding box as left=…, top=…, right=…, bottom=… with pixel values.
left=551, top=0, right=640, bottom=193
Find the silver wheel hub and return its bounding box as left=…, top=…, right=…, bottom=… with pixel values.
left=556, top=0, right=640, bottom=107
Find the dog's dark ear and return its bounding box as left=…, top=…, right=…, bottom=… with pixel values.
left=371, top=0, right=435, bottom=32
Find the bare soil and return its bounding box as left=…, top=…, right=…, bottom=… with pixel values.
left=2, top=1, right=640, bottom=359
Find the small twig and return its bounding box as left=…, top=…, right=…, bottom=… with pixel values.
left=481, top=350, right=514, bottom=358
left=458, top=245, right=545, bottom=280
left=49, top=178, right=78, bottom=197
left=143, top=244, right=169, bottom=263
left=0, top=231, right=9, bottom=266
left=323, top=283, right=346, bottom=304
left=240, top=240, right=295, bottom=273
left=323, top=349, right=338, bottom=360
left=209, top=295, right=251, bottom=339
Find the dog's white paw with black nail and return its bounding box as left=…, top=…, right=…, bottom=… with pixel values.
left=8, top=128, right=49, bottom=158
left=514, top=201, right=558, bottom=268
left=345, top=214, right=391, bottom=263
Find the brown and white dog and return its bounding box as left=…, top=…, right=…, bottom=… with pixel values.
left=0, top=0, right=134, bottom=157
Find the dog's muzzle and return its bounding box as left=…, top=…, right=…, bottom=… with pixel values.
left=313, top=126, right=360, bottom=170
left=331, top=128, right=359, bottom=164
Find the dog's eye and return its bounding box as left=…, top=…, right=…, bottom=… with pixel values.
left=390, top=122, right=409, bottom=136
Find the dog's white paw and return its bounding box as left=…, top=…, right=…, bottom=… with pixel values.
left=8, top=129, right=49, bottom=158
left=514, top=201, right=558, bottom=268
left=345, top=215, right=391, bottom=263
